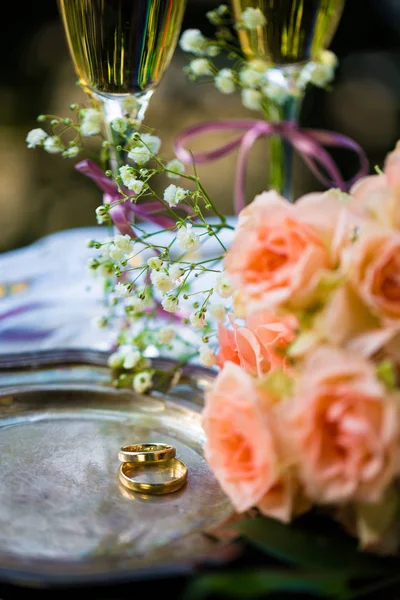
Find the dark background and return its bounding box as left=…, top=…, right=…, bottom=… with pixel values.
left=1, top=0, right=400, bottom=253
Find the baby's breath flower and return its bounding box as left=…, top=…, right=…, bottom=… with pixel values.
left=262, top=82, right=289, bottom=105
left=119, top=165, right=144, bottom=193
left=166, top=159, right=185, bottom=179
left=44, top=136, right=63, bottom=154
left=133, top=371, right=153, bottom=394
left=80, top=108, right=103, bottom=136
left=215, top=272, right=233, bottom=298
left=320, top=49, right=339, bottom=69
left=111, top=117, right=128, bottom=134
left=241, top=88, right=262, bottom=111
left=189, top=58, right=213, bottom=77
left=162, top=295, right=179, bottom=313
left=95, top=205, right=110, bottom=224
left=199, top=345, right=217, bottom=367
left=190, top=310, right=206, bottom=329
left=147, top=257, right=164, bottom=269
left=109, top=244, right=125, bottom=262
left=137, top=133, right=161, bottom=154
left=128, top=133, right=160, bottom=166
left=113, top=233, right=134, bottom=253
left=122, top=349, right=141, bottom=369
left=26, top=128, right=48, bottom=148
left=176, top=223, right=201, bottom=251
left=179, top=29, right=208, bottom=55
left=150, top=270, right=175, bottom=292
left=115, top=282, right=131, bottom=298
left=159, top=326, right=175, bottom=344
left=209, top=303, right=226, bottom=321
left=215, top=68, right=236, bottom=94
left=164, top=184, right=188, bottom=207
left=125, top=295, right=146, bottom=315
left=239, top=66, right=264, bottom=89
left=169, top=263, right=185, bottom=282
left=108, top=351, right=125, bottom=369
left=122, top=96, right=139, bottom=115
left=241, top=7, right=266, bottom=29
left=63, top=145, right=80, bottom=158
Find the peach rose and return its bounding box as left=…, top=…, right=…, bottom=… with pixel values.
left=217, top=312, right=296, bottom=376
left=202, top=362, right=305, bottom=521
left=349, top=225, right=400, bottom=320
left=224, top=190, right=348, bottom=315
left=349, top=141, right=400, bottom=229
left=284, top=346, right=400, bottom=505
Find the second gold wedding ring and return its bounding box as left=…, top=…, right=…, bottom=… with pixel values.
left=118, top=443, right=176, bottom=464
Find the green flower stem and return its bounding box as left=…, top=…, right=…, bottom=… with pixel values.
left=262, top=87, right=305, bottom=203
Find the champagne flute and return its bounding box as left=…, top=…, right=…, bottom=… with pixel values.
left=231, top=0, right=346, bottom=201
left=58, top=0, right=187, bottom=176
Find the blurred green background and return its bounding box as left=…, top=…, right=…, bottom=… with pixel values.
left=1, top=0, right=400, bottom=253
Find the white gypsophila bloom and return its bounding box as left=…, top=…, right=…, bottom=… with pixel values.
left=169, top=263, right=185, bottom=282
left=119, top=166, right=144, bottom=193
left=109, top=244, right=125, bottom=262
left=262, top=82, right=289, bottom=105
left=215, top=69, right=236, bottom=94
left=164, top=184, right=188, bottom=207
left=150, top=270, right=175, bottom=293
left=125, top=295, right=146, bottom=314
left=115, top=282, right=131, bottom=298
left=241, top=88, right=263, bottom=111
left=44, top=136, right=63, bottom=154
left=206, top=45, right=220, bottom=57
left=176, top=223, right=201, bottom=251
left=320, top=50, right=338, bottom=69
left=166, top=159, right=185, bottom=179
left=147, top=256, right=163, bottom=269
left=162, top=295, right=179, bottom=313
left=179, top=29, right=207, bottom=55
left=113, top=233, right=134, bottom=254
left=63, top=145, right=80, bottom=158
left=309, top=63, right=335, bottom=87
left=199, top=345, right=217, bottom=367
left=127, top=146, right=152, bottom=166
left=122, top=349, right=141, bottom=370
left=107, top=351, right=125, bottom=369
left=111, top=117, right=128, bottom=134
left=189, top=58, right=213, bottom=76
left=209, top=303, right=226, bottom=322
left=241, top=7, right=266, bottom=29
left=122, top=96, right=139, bottom=115
left=158, top=326, right=175, bottom=344
left=80, top=108, right=103, bottom=136
left=133, top=371, right=153, bottom=394
left=215, top=272, right=233, bottom=298
left=190, top=311, right=206, bottom=329
left=95, top=205, right=109, bottom=225
left=26, top=128, right=48, bottom=148
left=239, top=66, right=264, bottom=89
left=138, top=133, right=161, bottom=154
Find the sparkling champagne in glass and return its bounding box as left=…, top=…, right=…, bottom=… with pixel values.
left=231, top=0, right=346, bottom=200
left=58, top=0, right=187, bottom=174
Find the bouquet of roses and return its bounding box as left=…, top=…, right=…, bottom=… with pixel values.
left=202, top=141, right=400, bottom=556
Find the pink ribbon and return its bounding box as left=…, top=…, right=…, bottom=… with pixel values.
left=75, top=160, right=185, bottom=238
left=174, top=119, right=369, bottom=213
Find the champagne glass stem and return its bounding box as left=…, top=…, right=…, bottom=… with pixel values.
left=96, top=91, right=154, bottom=177
left=263, top=72, right=305, bottom=202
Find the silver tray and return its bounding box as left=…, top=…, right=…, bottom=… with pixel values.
left=0, top=350, right=238, bottom=588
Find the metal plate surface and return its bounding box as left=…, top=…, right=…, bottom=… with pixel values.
left=0, top=350, right=236, bottom=588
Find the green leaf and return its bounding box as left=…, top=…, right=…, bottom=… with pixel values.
left=258, top=368, right=294, bottom=399
left=376, top=359, right=397, bottom=390
left=234, top=517, right=397, bottom=577
left=181, top=568, right=350, bottom=600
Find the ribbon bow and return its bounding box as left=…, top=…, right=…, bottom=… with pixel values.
left=174, top=119, right=369, bottom=214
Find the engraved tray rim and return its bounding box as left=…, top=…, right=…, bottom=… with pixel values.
left=0, top=349, right=241, bottom=589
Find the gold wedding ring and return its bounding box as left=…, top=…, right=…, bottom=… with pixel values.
left=118, top=443, right=176, bottom=464
left=118, top=458, right=188, bottom=495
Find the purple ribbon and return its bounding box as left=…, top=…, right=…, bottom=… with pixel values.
left=75, top=160, right=182, bottom=238
left=174, top=119, right=369, bottom=213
